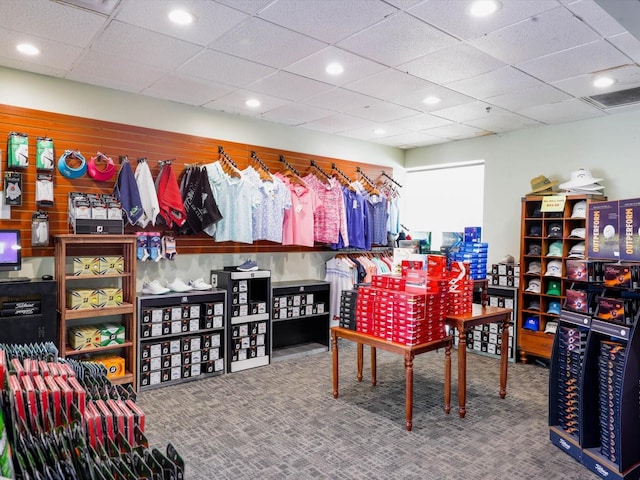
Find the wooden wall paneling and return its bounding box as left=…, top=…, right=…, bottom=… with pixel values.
left=1, top=104, right=394, bottom=259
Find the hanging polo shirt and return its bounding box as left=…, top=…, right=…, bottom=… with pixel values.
left=277, top=175, right=322, bottom=247
left=303, top=174, right=348, bottom=245
left=243, top=167, right=291, bottom=243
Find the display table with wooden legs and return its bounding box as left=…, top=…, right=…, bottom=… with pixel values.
left=445, top=304, right=513, bottom=418
left=330, top=327, right=452, bottom=431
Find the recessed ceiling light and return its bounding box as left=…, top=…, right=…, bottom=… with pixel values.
left=16, top=43, right=39, bottom=56
left=469, top=0, right=501, bottom=17
left=373, top=128, right=386, bottom=135
left=245, top=98, right=261, bottom=108
left=325, top=62, right=344, bottom=75
left=168, top=9, right=195, bottom=25
left=593, top=76, right=616, bottom=88
left=423, top=96, right=442, bottom=105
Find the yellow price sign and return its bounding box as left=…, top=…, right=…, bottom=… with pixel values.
left=541, top=195, right=566, bottom=212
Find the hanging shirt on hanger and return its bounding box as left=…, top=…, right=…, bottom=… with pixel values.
left=303, top=174, right=348, bottom=245
left=277, top=173, right=322, bottom=248
left=243, top=166, right=291, bottom=243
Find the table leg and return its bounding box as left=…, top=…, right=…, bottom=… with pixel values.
left=444, top=342, right=451, bottom=414
left=371, top=347, right=377, bottom=386
left=332, top=331, right=339, bottom=398
left=457, top=327, right=467, bottom=418
left=404, top=351, right=414, bottom=431
left=499, top=316, right=510, bottom=399
left=357, top=343, right=363, bottom=382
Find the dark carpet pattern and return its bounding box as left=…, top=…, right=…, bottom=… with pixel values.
left=136, top=342, right=599, bottom=480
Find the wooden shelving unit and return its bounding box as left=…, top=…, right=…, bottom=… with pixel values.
left=54, top=234, right=137, bottom=387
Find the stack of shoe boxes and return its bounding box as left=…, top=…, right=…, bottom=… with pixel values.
left=490, top=262, right=521, bottom=287
left=272, top=292, right=325, bottom=320
left=338, top=290, right=357, bottom=330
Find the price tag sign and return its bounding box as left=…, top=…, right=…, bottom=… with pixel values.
left=541, top=195, right=566, bottom=213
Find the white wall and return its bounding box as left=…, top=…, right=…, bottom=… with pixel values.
left=0, top=67, right=403, bottom=287
left=405, top=110, right=640, bottom=264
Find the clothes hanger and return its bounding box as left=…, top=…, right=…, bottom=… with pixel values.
left=250, top=151, right=273, bottom=182
left=218, top=146, right=241, bottom=179
left=331, top=163, right=357, bottom=192
left=280, top=155, right=306, bottom=186
left=309, top=159, right=332, bottom=185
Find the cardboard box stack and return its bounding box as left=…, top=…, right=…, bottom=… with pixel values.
left=355, top=255, right=471, bottom=346
left=490, top=262, right=521, bottom=287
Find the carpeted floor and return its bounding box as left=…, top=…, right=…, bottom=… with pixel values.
left=136, top=342, right=599, bottom=480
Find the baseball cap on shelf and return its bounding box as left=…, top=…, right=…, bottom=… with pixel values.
left=547, top=301, right=561, bottom=315
left=544, top=321, right=558, bottom=334
left=544, top=260, right=562, bottom=277
left=523, top=316, right=540, bottom=331
left=568, top=242, right=586, bottom=259
left=547, top=241, right=563, bottom=257
left=498, top=254, right=515, bottom=264
left=569, top=227, right=585, bottom=239
left=528, top=243, right=542, bottom=255
left=547, top=280, right=561, bottom=296
left=531, top=207, right=542, bottom=218
left=527, top=261, right=541, bottom=274
left=528, top=300, right=541, bottom=311
left=529, top=225, right=542, bottom=237
left=525, top=279, right=541, bottom=293
left=571, top=200, right=587, bottom=219
left=547, top=223, right=563, bottom=238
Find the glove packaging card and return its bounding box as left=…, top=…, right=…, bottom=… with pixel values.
left=36, top=137, right=54, bottom=170
left=4, top=171, right=22, bottom=206
left=8, top=132, right=28, bottom=168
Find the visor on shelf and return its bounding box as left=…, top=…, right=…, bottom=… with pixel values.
left=88, top=152, right=116, bottom=182
left=58, top=150, right=87, bottom=179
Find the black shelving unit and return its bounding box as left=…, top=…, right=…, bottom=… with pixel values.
left=0, top=279, right=57, bottom=346
left=136, top=289, right=226, bottom=390
left=211, top=269, right=271, bottom=373
left=271, top=280, right=330, bottom=361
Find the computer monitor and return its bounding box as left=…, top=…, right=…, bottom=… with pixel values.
left=0, top=229, right=22, bottom=272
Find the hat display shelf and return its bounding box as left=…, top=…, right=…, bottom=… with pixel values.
left=518, top=194, right=605, bottom=364
left=548, top=271, right=640, bottom=478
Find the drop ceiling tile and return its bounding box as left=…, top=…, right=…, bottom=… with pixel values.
left=179, top=50, right=275, bottom=88
left=344, top=69, right=434, bottom=101
left=422, top=123, right=488, bottom=140
left=447, top=66, right=542, bottom=99
left=552, top=64, right=640, bottom=97
left=339, top=124, right=408, bottom=141
left=390, top=85, right=476, bottom=113
left=260, top=103, right=334, bottom=125
left=608, top=33, right=640, bottom=64
left=465, top=111, right=543, bottom=132
left=408, top=0, right=560, bottom=40
left=565, top=0, right=626, bottom=37
left=303, top=88, right=380, bottom=113
left=377, top=131, right=445, bottom=148
left=0, top=28, right=83, bottom=71
left=383, top=0, right=426, bottom=10
left=300, top=114, right=375, bottom=134
left=469, top=7, right=601, bottom=64
left=347, top=102, right=421, bottom=123
left=0, top=57, right=66, bottom=79
left=486, top=84, right=572, bottom=111
left=388, top=113, right=453, bottom=131
left=519, top=98, right=606, bottom=123
left=209, top=18, right=326, bottom=69
left=516, top=40, right=632, bottom=83
left=400, top=43, right=504, bottom=85
left=0, top=0, right=106, bottom=47
left=143, top=73, right=235, bottom=106
left=205, top=89, right=290, bottom=116
left=212, top=0, right=274, bottom=14
left=115, top=0, right=249, bottom=46
left=432, top=101, right=503, bottom=123
left=67, top=50, right=167, bottom=93
left=247, top=72, right=333, bottom=101
left=284, top=47, right=387, bottom=86
left=259, top=0, right=397, bottom=43
left=337, top=12, right=458, bottom=67
left=91, top=21, right=202, bottom=70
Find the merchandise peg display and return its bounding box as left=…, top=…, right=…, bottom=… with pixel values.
left=211, top=268, right=271, bottom=373
left=137, top=290, right=226, bottom=390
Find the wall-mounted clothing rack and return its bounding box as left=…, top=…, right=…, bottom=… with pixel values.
left=280, top=155, right=301, bottom=177
left=381, top=170, right=402, bottom=188
left=310, top=160, right=331, bottom=180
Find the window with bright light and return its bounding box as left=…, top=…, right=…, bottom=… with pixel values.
left=402, top=161, right=485, bottom=250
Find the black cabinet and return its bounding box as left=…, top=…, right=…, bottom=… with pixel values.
left=211, top=269, right=270, bottom=373
left=136, top=290, right=226, bottom=390
left=0, top=280, right=57, bottom=347
left=271, top=280, right=330, bottom=361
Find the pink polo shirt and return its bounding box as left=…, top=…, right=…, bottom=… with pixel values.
left=278, top=174, right=322, bottom=247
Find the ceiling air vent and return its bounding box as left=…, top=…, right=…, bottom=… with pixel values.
left=584, top=86, right=640, bottom=109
